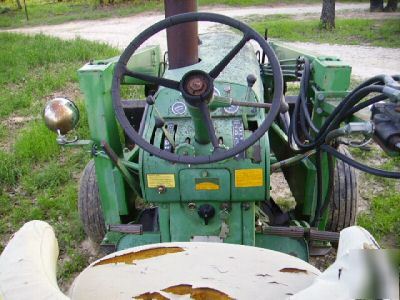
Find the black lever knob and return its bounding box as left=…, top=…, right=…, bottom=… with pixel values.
left=146, top=95, right=155, bottom=105
left=198, top=204, right=215, bottom=225
left=246, top=74, right=257, bottom=88
left=154, top=116, right=165, bottom=128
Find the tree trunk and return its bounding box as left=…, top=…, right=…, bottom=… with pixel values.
left=385, top=0, right=398, bottom=11
left=23, top=0, right=28, bottom=20
left=321, top=0, right=335, bottom=30
left=370, top=0, right=384, bottom=11
left=15, top=0, right=22, bottom=9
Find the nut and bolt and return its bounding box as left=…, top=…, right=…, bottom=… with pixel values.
left=220, top=202, right=231, bottom=211
left=157, top=185, right=166, bottom=194
left=189, top=78, right=204, bottom=91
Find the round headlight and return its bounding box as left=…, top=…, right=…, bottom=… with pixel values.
left=43, top=98, right=80, bottom=135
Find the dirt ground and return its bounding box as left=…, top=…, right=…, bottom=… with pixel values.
left=4, top=3, right=399, bottom=79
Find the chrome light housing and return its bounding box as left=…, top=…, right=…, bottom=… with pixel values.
left=43, top=98, right=79, bottom=135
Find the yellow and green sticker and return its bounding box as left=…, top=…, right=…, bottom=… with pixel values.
left=147, top=174, right=175, bottom=188
left=235, top=169, right=264, bottom=188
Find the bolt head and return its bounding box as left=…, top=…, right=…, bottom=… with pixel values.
left=157, top=185, right=166, bottom=194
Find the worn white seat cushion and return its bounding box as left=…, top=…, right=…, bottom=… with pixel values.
left=69, top=242, right=320, bottom=300
left=0, top=220, right=68, bottom=300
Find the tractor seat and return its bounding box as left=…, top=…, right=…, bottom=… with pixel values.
left=69, top=242, right=320, bottom=299
left=0, top=221, right=389, bottom=300
left=0, top=220, right=68, bottom=300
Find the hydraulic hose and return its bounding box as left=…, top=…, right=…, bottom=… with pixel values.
left=299, top=58, right=318, bottom=133
left=312, top=149, right=323, bottom=226
left=290, top=85, right=386, bottom=151
left=286, top=72, right=399, bottom=226
left=321, top=145, right=400, bottom=179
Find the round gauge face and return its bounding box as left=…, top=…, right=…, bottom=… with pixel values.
left=171, top=101, right=187, bottom=115
left=224, top=105, right=239, bottom=114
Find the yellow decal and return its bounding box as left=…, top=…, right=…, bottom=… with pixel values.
left=147, top=174, right=175, bottom=188
left=235, top=169, right=264, bottom=188
left=195, top=182, right=220, bottom=191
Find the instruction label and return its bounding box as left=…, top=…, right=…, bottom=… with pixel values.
left=235, top=169, right=263, bottom=188
left=195, top=178, right=220, bottom=190
left=147, top=174, right=175, bottom=188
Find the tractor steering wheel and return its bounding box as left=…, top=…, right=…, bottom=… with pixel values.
left=112, top=12, right=283, bottom=164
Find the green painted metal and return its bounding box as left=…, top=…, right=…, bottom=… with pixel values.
left=78, top=62, right=126, bottom=227
left=169, top=202, right=243, bottom=243
left=268, top=123, right=318, bottom=221
left=72, top=28, right=356, bottom=260
left=270, top=41, right=351, bottom=89
left=312, top=56, right=351, bottom=92
left=255, top=234, right=309, bottom=262
left=117, top=233, right=161, bottom=251
left=137, top=33, right=268, bottom=248
left=179, top=169, right=231, bottom=201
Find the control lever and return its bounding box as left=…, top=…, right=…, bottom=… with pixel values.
left=154, top=117, right=176, bottom=149
left=244, top=74, right=288, bottom=113
left=244, top=74, right=257, bottom=103
left=148, top=96, right=175, bottom=148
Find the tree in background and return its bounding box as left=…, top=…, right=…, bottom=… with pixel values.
left=321, top=0, right=335, bottom=30
left=15, top=0, right=22, bottom=9
left=370, top=0, right=398, bottom=12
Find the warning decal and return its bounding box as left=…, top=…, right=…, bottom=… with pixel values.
left=234, top=169, right=263, bottom=188
left=147, top=174, right=175, bottom=188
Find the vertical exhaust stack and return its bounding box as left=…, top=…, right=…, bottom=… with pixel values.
left=164, top=0, right=199, bottom=69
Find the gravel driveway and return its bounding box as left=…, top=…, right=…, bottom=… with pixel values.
left=4, top=2, right=399, bottom=79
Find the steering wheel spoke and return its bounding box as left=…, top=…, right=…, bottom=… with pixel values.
left=209, top=33, right=251, bottom=79
left=124, top=68, right=181, bottom=91
left=199, top=102, right=220, bottom=149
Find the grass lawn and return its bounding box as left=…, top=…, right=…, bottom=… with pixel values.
left=351, top=147, right=400, bottom=247
left=251, top=17, right=400, bottom=48
left=0, top=0, right=367, bottom=28
left=0, top=32, right=118, bottom=286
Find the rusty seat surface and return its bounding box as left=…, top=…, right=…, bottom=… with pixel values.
left=69, top=242, right=320, bottom=300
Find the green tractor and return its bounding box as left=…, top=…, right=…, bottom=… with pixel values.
left=1, top=1, right=399, bottom=299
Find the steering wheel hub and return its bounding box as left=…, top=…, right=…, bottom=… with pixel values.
left=181, top=70, right=214, bottom=106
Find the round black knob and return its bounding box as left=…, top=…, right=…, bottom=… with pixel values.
left=146, top=95, right=155, bottom=105
left=197, top=204, right=215, bottom=225
left=154, top=116, right=165, bottom=128
left=246, top=74, right=257, bottom=88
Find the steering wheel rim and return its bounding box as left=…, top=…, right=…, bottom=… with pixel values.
left=112, top=12, right=283, bottom=164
